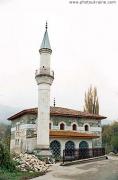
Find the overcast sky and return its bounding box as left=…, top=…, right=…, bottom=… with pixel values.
left=0, top=0, right=118, bottom=124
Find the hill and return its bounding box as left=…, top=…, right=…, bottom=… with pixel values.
left=0, top=105, right=21, bottom=124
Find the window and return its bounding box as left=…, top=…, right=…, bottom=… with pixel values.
left=65, top=141, right=75, bottom=156
left=49, top=123, right=52, bottom=130
left=16, top=124, right=20, bottom=131
left=65, top=141, right=75, bottom=150
left=72, top=124, right=77, bottom=131
left=50, top=140, right=61, bottom=158
left=60, top=123, right=65, bottom=130
left=79, top=141, right=89, bottom=148
left=85, top=125, right=89, bottom=131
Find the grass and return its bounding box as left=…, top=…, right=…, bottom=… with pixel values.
left=0, top=169, right=45, bottom=180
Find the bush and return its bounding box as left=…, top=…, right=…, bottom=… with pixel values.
left=0, top=143, right=16, bottom=172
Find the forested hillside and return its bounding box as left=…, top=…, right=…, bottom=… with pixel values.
left=0, top=123, right=11, bottom=148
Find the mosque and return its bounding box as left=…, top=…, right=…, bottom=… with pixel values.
left=8, top=23, right=106, bottom=159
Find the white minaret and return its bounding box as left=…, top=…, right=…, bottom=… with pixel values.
left=35, top=23, right=54, bottom=154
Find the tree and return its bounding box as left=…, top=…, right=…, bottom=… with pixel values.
left=0, top=123, right=11, bottom=149
left=84, top=86, right=99, bottom=114
left=102, top=122, right=118, bottom=153
left=102, top=124, right=112, bottom=153
left=3, top=125, right=11, bottom=149
left=0, top=143, right=15, bottom=171
left=111, top=136, right=118, bottom=153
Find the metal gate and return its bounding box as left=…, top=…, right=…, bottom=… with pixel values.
left=50, top=140, right=61, bottom=159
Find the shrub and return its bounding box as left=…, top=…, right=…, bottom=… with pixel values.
left=0, top=143, right=16, bottom=172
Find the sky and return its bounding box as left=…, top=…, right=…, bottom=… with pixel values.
left=0, top=0, right=118, bottom=124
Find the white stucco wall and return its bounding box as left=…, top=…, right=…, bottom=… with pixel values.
left=40, top=53, right=51, bottom=70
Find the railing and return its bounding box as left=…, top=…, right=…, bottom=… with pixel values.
left=35, top=69, right=54, bottom=77
left=63, top=148, right=105, bottom=164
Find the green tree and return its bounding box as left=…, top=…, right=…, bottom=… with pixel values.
left=111, top=122, right=118, bottom=136
left=0, top=123, right=8, bottom=140
left=111, top=136, right=118, bottom=153
left=0, top=123, right=11, bottom=149
left=0, top=143, right=15, bottom=172
left=102, top=124, right=112, bottom=153
left=84, top=86, right=99, bottom=114
left=3, top=125, right=11, bottom=149
left=102, top=121, right=118, bottom=153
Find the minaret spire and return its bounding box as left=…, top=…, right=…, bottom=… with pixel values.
left=45, top=21, right=48, bottom=30
left=39, top=22, right=51, bottom=53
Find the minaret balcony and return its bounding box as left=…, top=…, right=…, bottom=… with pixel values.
left=35, top=69, right=54, bottom=79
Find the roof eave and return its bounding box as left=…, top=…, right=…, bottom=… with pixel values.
left=51, top=113, right=107, bottom=120
left=8, top=107, right=107, bottom=121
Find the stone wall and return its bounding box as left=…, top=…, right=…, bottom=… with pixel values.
left=10, top=114, right=37, bottom=153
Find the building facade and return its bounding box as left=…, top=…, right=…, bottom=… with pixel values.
left=8, top=23, right=106, bottom=158
left=8, top=106, right=106, bottom=157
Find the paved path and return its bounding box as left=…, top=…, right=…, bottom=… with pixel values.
left=33, top=156, right=118, bottom=180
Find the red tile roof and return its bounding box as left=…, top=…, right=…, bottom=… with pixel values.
left=8, top=106, right=106, bottom=120
left=49, top=130, right=99, bottom=139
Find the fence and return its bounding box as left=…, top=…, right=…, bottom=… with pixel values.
left=63, top=148, right=105, bottom=163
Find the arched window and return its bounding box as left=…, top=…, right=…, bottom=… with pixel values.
left=60, top=123, right=65, bottom=130
left=79, top=141, right=89, bottom=159
left=72, top=124, right=77, bottom=131
left=49, top=123, right=52, bottom=130
left=79, top=141, right=89, bottom=149
left=50, top=140, right=61, bottom=158
left=65, top=141, right=75, bottom=156
left=65, top=141, right=75, bottom=150
left=85, top=125, right=89, bottom=131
